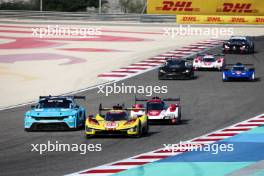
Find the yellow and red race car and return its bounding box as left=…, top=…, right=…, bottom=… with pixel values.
left=85, top=104, right=148, bottom=138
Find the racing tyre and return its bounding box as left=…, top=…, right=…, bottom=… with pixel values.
left=251, top=45, right=255, bottom=54
left=177, top=107, right=182, bottom=124
left=134, top=122, right=142, bottom=138
left=79, top=113, right=86, bottom=130
left=143, top=123, right=149, bottom=135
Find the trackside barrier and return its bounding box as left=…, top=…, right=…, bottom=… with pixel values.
left=176, top=15, right=264, bottom=24
left=147, top=0, right=264, bottom=16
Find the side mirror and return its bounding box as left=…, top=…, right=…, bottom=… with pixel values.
left=31, top=105, right=35, bottom=109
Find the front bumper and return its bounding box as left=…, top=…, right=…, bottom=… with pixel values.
left=225, top=76, right=252, bottom=81
left=24, top=117, right=77, bottom=130
left=85, top=126, right=139, bottom=136
left=224, top=73, right=253, bottom=81
left=223, top=46, right=249, bottom=54
left=148, top=115, right=177, bottom=120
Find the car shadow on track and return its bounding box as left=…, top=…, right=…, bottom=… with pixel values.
left=85, top=131, right=160, bottom=139
left=159, top=76, right=198, bottom=81
left=149, top=119, right=191, bottom=126
left=24, top=128, right=85, bottom=133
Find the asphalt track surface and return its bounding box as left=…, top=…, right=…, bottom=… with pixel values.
left=0, top=36, right=264, bottom=176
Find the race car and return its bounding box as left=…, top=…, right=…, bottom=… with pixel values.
left=132, top=97, right=181, bottom=124
left=24, top=95, right=86, bottom=131
left=193, top=54, right=225, bottom=71
left=222, top=63, right=255, bottom=82
left=85, top=104, right=148, bottom=138
left=159, top=58, right=194, bottom=80
left=222, top=36, right=255, bottom=54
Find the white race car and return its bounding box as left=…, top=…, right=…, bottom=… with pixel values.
left=131, top=97, right=181, bottom=124
left=193, top=54, right=225, bottom=71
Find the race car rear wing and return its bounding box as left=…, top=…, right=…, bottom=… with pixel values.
left=196, top=53, right=225, bottom=57
left=99, top=103, right=146, bottom=114
left=39, top=95, right=86, bottom=100
left=224, top=64, right=255, bottom=70
left=135, top=96, right=180, bottom=103
left=186, top=54, right=224, bottom=61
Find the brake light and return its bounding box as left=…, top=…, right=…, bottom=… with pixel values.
left=124, top=118, right=137, bottom=125
left=217, top=59, right=222, bottom=63
left=169, top=104, right=177, bottom=112
left=195, top=60, right=199, bottom=63
left=88, top=118, right=99, bottom=125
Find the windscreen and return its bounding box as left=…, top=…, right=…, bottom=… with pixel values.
left=233, top=67, right=245, bottom=71
left=147, top=102, right=164, bottom=110
left=203, top=57, right=216, bottom=62
left=105, top=112, right=128, bottom=121
left=166, top=60, right=185, bottom=68
left=38, top=99, right=71, bottom=108
left=229, top=39, right=246, bottom=44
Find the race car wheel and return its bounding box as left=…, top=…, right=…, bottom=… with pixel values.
left=251, top=45, right=255, bottom=54
left=177, top=108, right=182, bottom=124
left=134, top=122, right=142, bottom=138
left=143, top=124, right=149, bottom=135
left=79, top=114, right=86, bottom=130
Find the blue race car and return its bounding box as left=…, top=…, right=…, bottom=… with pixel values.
left=24, top=96, right=86, bottom=131
left=222, top=63, right=255, bottom=82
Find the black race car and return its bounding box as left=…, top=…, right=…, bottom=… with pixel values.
left=158, top=58, right=194, bottom=80
left=222, top=36, right=254, bottom=54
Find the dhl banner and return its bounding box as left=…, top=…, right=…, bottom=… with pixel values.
left=177, top=15, right=264, bottom=24
left=147, top=0, right=264, bottom=16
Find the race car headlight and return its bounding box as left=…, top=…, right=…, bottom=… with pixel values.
left=224, top=45, right=230, bottom=49
left=128, top=126, right=137, bottom=132
left=185, top=69, right=190, bottom=73
left=85, top=126, right=94, bottom=132
left=68, top=115, right=75, bottom=122
left=159, top=69, right=166, bottom=73
left=25, top=115, right=32, bottom=118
